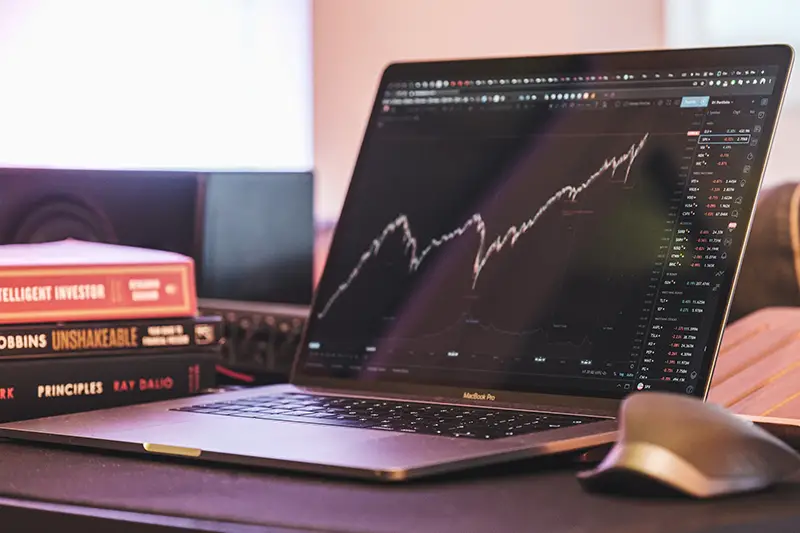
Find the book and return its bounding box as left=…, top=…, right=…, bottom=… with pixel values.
left=0, top=239, right=197, bottom=324
left=0, top=315, right=222, bottom=360
left=0, top=352, right=217, bottom=422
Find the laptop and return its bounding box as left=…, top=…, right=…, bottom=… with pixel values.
left=0, top=45, right=793, bottom=481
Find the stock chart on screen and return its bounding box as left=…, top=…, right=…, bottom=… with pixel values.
left=300, top=65, right=779, bottom=398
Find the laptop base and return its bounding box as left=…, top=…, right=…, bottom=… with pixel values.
left=0, top=384, right=617, bottom=481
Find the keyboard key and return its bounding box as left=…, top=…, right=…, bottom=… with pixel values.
left=172, top=393, right=604, bottom=439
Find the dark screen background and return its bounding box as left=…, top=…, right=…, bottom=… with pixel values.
left=297, top=53, right=787, bottom=400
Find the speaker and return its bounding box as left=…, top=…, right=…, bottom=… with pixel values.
left=0, top=167, right=200, bottom=251
left=0, top=167, right=314, bottom=306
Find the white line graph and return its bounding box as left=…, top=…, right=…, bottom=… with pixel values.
left=317, top=133, right=650, bottom=319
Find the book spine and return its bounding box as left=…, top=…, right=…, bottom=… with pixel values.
left=0, top=315, right=223, bottom=360
left=0, top=262, right=197, bottom=324
left=0, top=352, right=217, bottom=423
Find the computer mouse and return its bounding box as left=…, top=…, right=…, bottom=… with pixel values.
left=576, top=391, right=800, bottom=498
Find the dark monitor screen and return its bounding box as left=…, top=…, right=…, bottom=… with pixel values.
left=298, top=46, right=793, bottom=401
left=199, top=171, right=314, bottom=305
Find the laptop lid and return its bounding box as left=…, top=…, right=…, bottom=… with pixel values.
left=295, top=45, right=794, bottom=413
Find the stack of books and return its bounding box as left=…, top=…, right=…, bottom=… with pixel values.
left=0, top=239, right=221, bottom=422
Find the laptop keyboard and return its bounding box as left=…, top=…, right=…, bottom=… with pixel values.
left=173, top=392, right=604, bottom=440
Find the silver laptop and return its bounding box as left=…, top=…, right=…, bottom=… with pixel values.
left=0, top=45, right=793, bottom=481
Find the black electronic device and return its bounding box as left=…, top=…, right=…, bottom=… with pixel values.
left=300, top=47, right=792, bottom=402
left=0, top=168, right=314, bottom=306
left=199, top=172, right=314, bottom=305
left=199, top=298, right=308, bottom=383
left=0, top=168, right=200, bottom=254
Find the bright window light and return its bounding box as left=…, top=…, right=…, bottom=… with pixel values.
left=0, top=0, right=312, bottom=172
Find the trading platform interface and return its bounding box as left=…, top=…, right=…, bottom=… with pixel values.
left=301, top=65, right=781, bottom=399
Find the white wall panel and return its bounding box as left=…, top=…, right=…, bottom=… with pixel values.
left=0, top=0, right=312, bottom=171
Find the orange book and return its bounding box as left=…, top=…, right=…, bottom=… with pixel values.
left=0, top=240, right=197, bottom=324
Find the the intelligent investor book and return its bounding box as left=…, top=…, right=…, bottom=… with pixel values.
left=0, top=239, right=197, bottom=324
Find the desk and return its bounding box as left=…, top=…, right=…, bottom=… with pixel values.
left=0, top=441, right=800, bottom=532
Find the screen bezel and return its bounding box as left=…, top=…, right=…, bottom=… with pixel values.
left=293, top=45, right=794, bottom=415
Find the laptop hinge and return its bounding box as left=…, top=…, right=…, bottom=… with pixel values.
left=294, top=384, right=618, bottom=419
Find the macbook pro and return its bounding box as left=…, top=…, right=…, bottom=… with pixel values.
left=0, top=45, right=793, bottom=481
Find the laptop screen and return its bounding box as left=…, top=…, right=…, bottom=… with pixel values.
left=299, top=47, right=792, bottom=400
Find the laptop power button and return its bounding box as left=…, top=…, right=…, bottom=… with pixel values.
left=143, top=443, right=202, bottom=458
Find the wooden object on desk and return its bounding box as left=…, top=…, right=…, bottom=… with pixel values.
left=709, top=307, right=800, bottom=418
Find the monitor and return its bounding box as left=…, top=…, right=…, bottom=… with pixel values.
left=297, top=46, right=793, bottom=401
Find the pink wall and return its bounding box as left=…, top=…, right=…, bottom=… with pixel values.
left=312, top=0, right=666, bottom=223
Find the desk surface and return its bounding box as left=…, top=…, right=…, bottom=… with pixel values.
left=0, top=440, right=800, bottom=533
